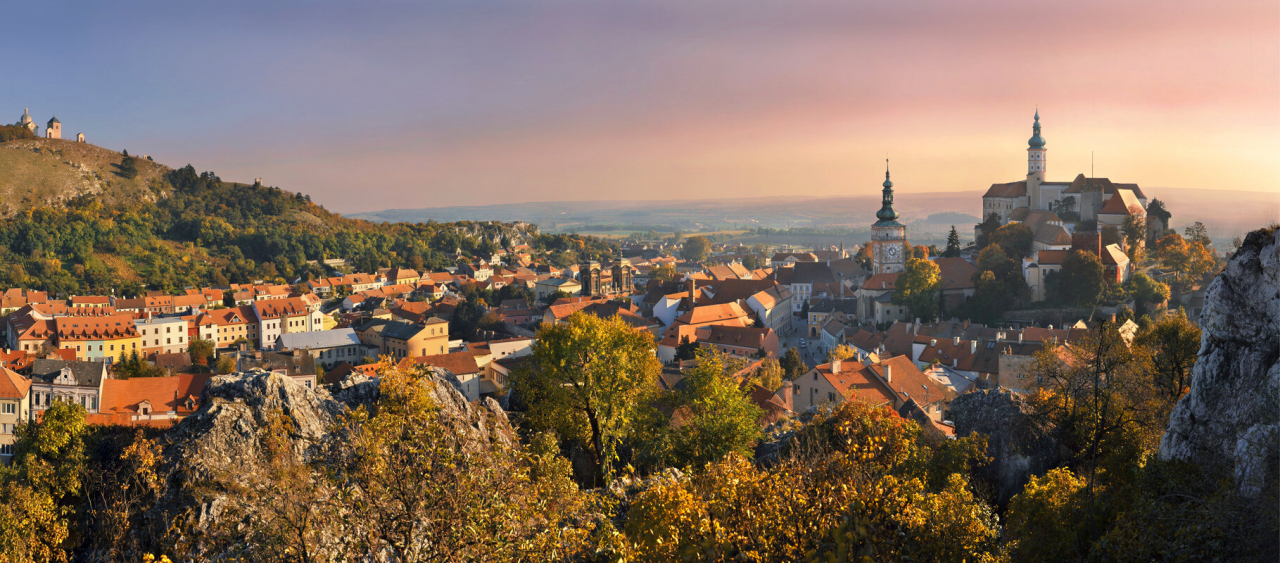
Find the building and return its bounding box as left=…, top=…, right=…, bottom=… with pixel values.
left=53, top=314, right=142, bottom=363
left=534, top=277, right=582, bottom=301
left=792, top=355, right=955, bottom=421
left=869, top=163, right=909, bottom=275
left=134, top=316, right=190, bottom=358
left=277, top=328, right=372, bottom=370
left=253, top=297, right=325, bottom=350
left=17, top=108, right=36, bottom=134
left=578, top=259, right=635, bottom=297
left=0, top=368, right=31, bottom=460
left=695, top=325, right=778, bottom=358
left=981, top=111, right=1150, bottom=228
left=28, top=359, right=109, bottom=416
left=381, top=320, right=449, bottom=360
left=45, top=116, right=60, bottom=139
left=98, top=374, right=211, bottom=425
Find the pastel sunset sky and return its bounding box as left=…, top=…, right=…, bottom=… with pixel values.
left=5, top=0, right=1277, bottom=213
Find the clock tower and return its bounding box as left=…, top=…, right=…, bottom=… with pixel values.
left=871, top=160, right=908, bottom=274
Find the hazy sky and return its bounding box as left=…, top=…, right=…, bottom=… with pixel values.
left=5, top=0, right=1278, bottom=213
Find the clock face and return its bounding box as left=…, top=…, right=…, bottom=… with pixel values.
left=885, top=243, right=901, bottom=260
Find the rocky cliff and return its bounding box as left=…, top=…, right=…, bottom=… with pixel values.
left=949, top=388, right=1060, bottom=504
left=1159, top=227, right=1280, bottom=497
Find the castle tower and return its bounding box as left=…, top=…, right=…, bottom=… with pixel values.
left=45, top=116, right=61, bottom=140
left=1027, top=110, right=1046, bottom=208
left=870, top=160, right=908, bottom=275
left=18, top=108, right=35, bottom=133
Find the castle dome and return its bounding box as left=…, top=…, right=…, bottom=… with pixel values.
left=19, top=108, right=31, bottom=124
left=874, top=161, right=900, bottom=224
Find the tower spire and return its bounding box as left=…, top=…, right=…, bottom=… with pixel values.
left=875, top=159, right=899, bottom=223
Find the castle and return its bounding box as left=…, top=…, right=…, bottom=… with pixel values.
left=980, top=111, right=1148, bottom=232
left=15, top=108, right=84, bottom=142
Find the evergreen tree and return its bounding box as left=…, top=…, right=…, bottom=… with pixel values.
left=943, top=226, right=962, bottom=258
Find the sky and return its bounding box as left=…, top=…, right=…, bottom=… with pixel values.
left=4, top=0, right=1278, bottom=213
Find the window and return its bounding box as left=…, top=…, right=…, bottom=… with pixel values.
left=0, top=445, right=11, bottom=456
left=813, top=372, right=818, bottom=381
left=1, top=403, right=12, bottom=415
left=828, top=392, right=836, bottom=402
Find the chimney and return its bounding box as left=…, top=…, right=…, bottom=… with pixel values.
left=1017, top=332, right=1023, bottom=343
left=970, top=340, right=977, bottom=355
left=953, top=336, right=960, bottom=346
left=832, top=359, right=842, bottom=373
left=779, top=379, right=794, bottom=412
left=930, top=338, right=937, bottom=347
left=688, top=279, right=696, bottom=306
left=885, top=364, right=892, bottom=382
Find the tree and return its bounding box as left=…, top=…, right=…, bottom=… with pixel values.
left=513, top=312, right=662, bottom=483
left=1128, top=273, right=1169, bottom=312
left=651, top=349, right=763, bottom=470
left=975, top=213, right=1002, bottom=249
left=943, top=226, right=962, bottom=258
left=0, top=401, right=88, bottom=562
left=1184, top=221, right=1211, bottom=247
left=826, top=344, right=855, bottom=362
left=1122, top=214, right=1146, bottom=259
left=118, top=156, right=139, bottom=180
left=780, top=347, right=806, bottom=380
left=215, top=355, right=236, bottom=375
left=1101, top=225, right=1121, bottom=248
left=892, top=257, right=941, bottom=320
left=682, top=236, right=710, bottom=263
left=1059, top=250, right=1104, bottom=307
left=1145, top=198, right=1171, bottom=233
left=674, top=335, right=698, bottom=361
left=1155, top=233, right=1215, bottom=292
left=989, top=222, right=1034, bottom=259
left=649, top=263, right=677, bottom=283
left=189, top=338, right=215, bottom=369
left=854, top=242, right=873, bottom=271
left=1134, top=311, right=1200, bottom=402
left=750, top=358, right=784, bottom=391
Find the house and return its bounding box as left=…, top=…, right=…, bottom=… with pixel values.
left=202, top=306, right=256, bottom=349
left=253, top=297, right=325, bottom=350
left=769, top=252, right=818, bottom=268
left=28, top=359, right=109, bottom=416
left=933, top=257, right=980, bottom=313
left=806, top=299, right=859, bottom=339
left=857, top=273, right=909, bottom=324
left=792, top=355, right=955, bottom=421
left=98, top=374, right=211, bottom=424
left=0, top=368, right=31, bottom=459
left=277, top=328, right=372, bottom=370
left=134, top=316, right=190, bottom=358
left=772, top=262, right=837, bottom=312
left=385, top=267, right=421, bottom=286
left=70, top=295, right=112, bottom=309
left=411, top=350, right=488, bottom=402
left=534, top=277, right=582, bottom=301
left=695, top=325, right=778, bottom=358
left=656, top=302, right=752, bottom=363
left=380, top=320, right=449, bottom=360
left=53, top=314, right=142, bottom=362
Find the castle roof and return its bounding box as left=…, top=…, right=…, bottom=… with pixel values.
left=47, top=116, right=59, bottom=125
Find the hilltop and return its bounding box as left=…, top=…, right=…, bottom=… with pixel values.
left=0, top=138, right=168, bottom=216
left=0, top=138, right=609, bottom=296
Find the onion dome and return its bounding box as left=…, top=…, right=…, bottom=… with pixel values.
left=1028, top=109, right=1045, bottom=149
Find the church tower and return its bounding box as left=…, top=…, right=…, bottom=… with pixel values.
left=871, top=161, right=908, bottom=275
left=45, top=116, right=61, bottom=140
left=1027, top=110, right=1046, bottom=208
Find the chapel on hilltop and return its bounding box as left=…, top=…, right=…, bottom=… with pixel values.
left=14, top=107, right=84, bottom=142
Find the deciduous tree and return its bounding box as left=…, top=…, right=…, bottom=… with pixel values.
left=893, top=257, right=941, bottom=320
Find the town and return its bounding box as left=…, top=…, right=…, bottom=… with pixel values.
left=0, top=1, right=1274, bottom=557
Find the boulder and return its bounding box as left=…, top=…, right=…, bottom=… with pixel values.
left=1159, top=227, right=1280, bottom=497
left=949, top=388, right=1059, bottom=505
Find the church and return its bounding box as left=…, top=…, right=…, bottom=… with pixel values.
left=857, top=163, right=914, bottom=324
left=14, top=108, right=83, bottom=142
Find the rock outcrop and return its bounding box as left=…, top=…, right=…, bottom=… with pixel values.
left=1159, top=227, right=1280, bottom=497
left=949, top=388, right=1059, bottom=505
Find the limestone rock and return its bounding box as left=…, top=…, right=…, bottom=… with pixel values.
left=950, top=388, right=1059, bottom=504
left=1159, top=227, right=1280, bottom=497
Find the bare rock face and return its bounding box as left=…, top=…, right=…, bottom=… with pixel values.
left=949, top=388, right=1059, bottom=505
left=1159, top=227, right=1280, bottom=497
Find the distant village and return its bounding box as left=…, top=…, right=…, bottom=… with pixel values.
left=0, top=110, right=1200, bottom=458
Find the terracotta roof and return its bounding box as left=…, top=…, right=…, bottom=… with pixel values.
left=71, top=295, right=111, bottom=305
left=1031, top=250, right=1069, bottom=266
left=99, top=374, right=211, bottom=417
left=1098, top=189, right=1145, bottom=216
left=812, top=360, right=896, bottom=406
left=54, top=314, right=140, bottom=341
left=865, top=355, right=956, bottom=405
left=861, top=272, right=902, bottom=291
left=934, top=257, right=980, bottom=291
left=673, top=302, right=750, bottom=326
left=698, top=325, right=773, bottom=350
left=411, top=350, right=482, bottom=376
left=254, top=297, right=310, bottom=319
left=1101, top=243, right=1129, bottom=266
left=0, top=368, right=32, bottom=399
left=983, top=181, right=1027, bottom=198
